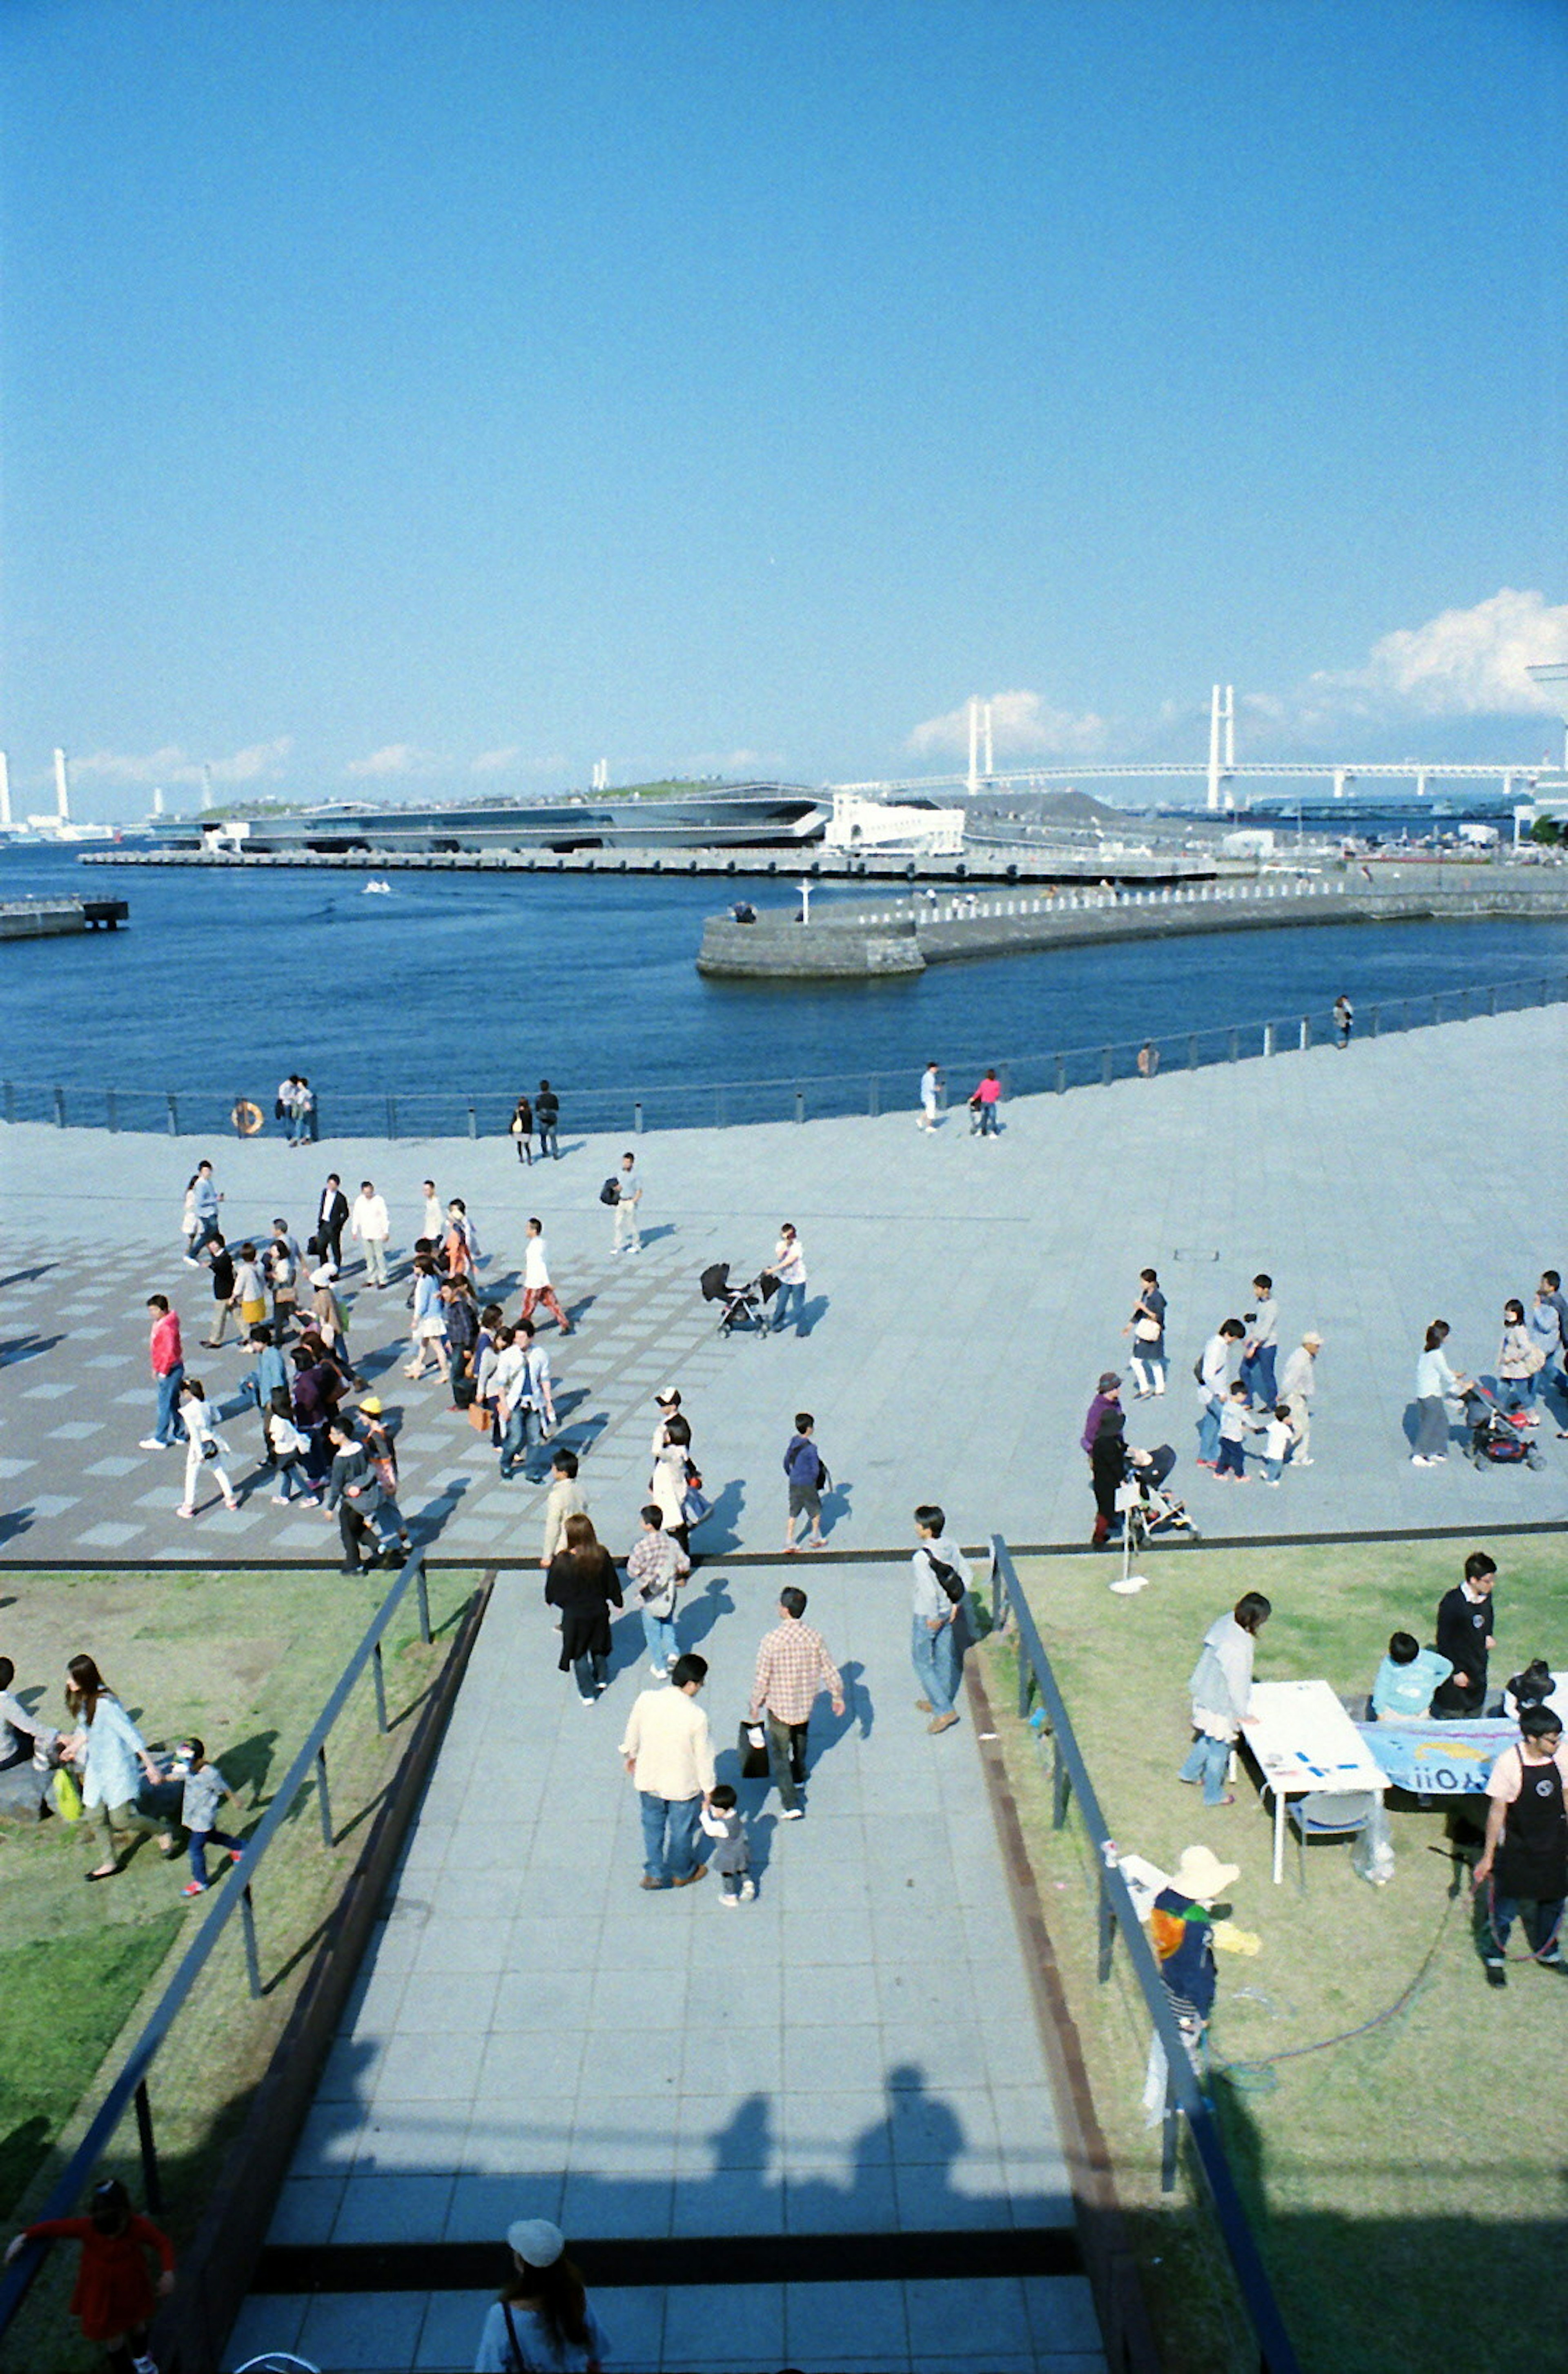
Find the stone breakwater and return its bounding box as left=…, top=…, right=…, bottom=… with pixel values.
left=697, top=868, right=1568, bottom=978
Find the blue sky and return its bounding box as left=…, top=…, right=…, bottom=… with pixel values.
left=4, top=0, right=1566, bottom=814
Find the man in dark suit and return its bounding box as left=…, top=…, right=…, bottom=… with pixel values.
left=315, top=1173, right=350, bottom=1270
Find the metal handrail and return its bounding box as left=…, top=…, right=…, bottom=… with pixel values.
left=989, top=1535, right=1301, bottom=2374
left=0, top=1554, right=439, bottom=2345
left=1, top=969, right=1564, bottom=1140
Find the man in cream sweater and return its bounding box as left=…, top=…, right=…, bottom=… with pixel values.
left=618, top=1654, right=715, bottom=1891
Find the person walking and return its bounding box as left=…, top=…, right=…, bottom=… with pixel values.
left=405, top=1256, right=448, bottom=1383
left=535, top=1080, right=560, bottom=1160
left=918, top=1060, right=942, bottom=1132
left=1176, top=1592, right=1272, bottom=1807
left=764, top=1224, right=808, bottom=1335
left=1196, top=1318, right=1245, bottom=1467
left=1474, top=1704, right=1568, bottom=1986
left=176, top=1379, right=239, bottom=1519
left=626, top=1507, right=690, bottom=1674
left=909, top=1505, right=971, bottom=1735
left=969, top=1067, right=1002, bottom=1135
left=200, top=1235, right=237, bottom=1347
left=510, top=1092, right=534, bottom=1165
left=322, top=1421, right=402, bottom=1573
left=140, top=1295, right=185, bottom=1450
left=232, top=1242, right=268, bottom=1338
left=266, top=1219, right=301, bottom=1341
left=498, top=1320, right=555, bottom=1481
left=314, top=1174, right=350, bottom=1270
left=545, top=1514, right=623, bottom=1702
left=539, top=1448, right=589, bottom=1567
left=175, top=1735, right=245, bottom=1896
left=1239, top=1276, right=1279, bottom=1408
left=521, top=1217, right=572, bottom=1334
left=183, top=1160, right=222, bottom=1263
left=1125, top=1269, right=1167, bottom=1398
left=350, top=1180, right=390, bottom=1287
left=444, top=1197, right=479, bottom=1281
left=472, top=2217, right=608, bottom=2374
left=60, top=1655, right=180, bottom=1880
left=617, top=1652, right=715, bottom=1891
left=1412, top=1319, right=1471, bottom=1467
left=1278, top=1331, right=1322, bottom=1466
left=648, top=1404, right=693, bottom=1552
left=611, top=1151, right=642, bottom=1253
left=747, top=1584, right=844, bottom=1818
left=782, top=1412, right=828, bottom=1550
left=420, top=1179, right=442, bottom=1246
left=4, top=2176, right=174, bottom=2374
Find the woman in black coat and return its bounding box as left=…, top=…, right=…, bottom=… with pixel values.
left=545, top=1515, right=624, bottom=1701
left=1089, top=1405, right=1127, bottom=1548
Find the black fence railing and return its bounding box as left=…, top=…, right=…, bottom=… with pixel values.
left=0, top=1554, right=441, bottom=2352
left=990, top=1536, right=1301, bottom=2374
left=2, top=970, right=1563, bottom=1143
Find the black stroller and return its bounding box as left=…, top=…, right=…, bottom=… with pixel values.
left=701, top=1261, right=778, bottom=1336
left=1118, top=1443, right=1197, bottom=1557
left=1461, top=1383, right=1543, bottom=1470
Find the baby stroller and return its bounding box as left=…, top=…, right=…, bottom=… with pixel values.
left=1462, top=1383, right=1543, bottom=1470
left=700, top=1260, right=777, bottom=1336
left=1116, top=1444, right=1197, bottom=1559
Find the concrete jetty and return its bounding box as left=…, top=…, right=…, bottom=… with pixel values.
left=698, top=866, right=1568, bottom=978
left=0, top=894, right=127, bottom=940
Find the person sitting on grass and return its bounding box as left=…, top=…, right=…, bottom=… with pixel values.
left=1370, top=1632, right=1452, bottom=1721
left=4, top=2177, right=174, bottom=2374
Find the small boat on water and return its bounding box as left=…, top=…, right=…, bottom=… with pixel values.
left=363, top=877, right=393, bottom=895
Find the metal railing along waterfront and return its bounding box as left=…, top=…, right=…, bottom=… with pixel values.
left=989, top=1536, right=1301, bottom=2374
left=2, top=967, right=1564, bottom=1142
left=0, top=1554, right=444, bottom=2352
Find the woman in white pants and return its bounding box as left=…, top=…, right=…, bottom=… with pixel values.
left=177, top=1379, right=239, bottom=1518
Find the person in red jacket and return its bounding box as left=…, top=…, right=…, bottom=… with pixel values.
left=4, top=2176, right=174, bottom=2373
left=139, top=1296, right=185, bottom=1452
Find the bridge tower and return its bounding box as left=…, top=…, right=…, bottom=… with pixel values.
left=1205, top=686, right=1235, bottom=811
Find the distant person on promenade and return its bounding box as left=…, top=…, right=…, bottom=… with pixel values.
left=405, top=1255, right=448, bottom=1383
left=1136, top=1040, right=1160, bottom=1078
left=521, top=1217, right=572, bottom=1334
left=183, top=1160, right=222, bottom=1263
left=1412, top=1319, right=1471, bottom=1467
left=1195, top=1318, right=1245, bottom=1467
left=910, top=1505, right=971, bottom=1736
left=626, top=1505, right=691, bottom=1674
left=267, top=1219, right=301, bottom=1340
left=747, top=1585, right=844, bottom=1818
left=535, top=1079, right=560, bottom=1159
left=1177, top=1592, right=1271, bottom=1807
left=546, top=1514, right=623, bottom=1703
left=233, top=1242, right=268, bottom=1338
left=314, top=1174, right=350, bottom=1269
left=497, top=1319, right=555, bottom=1482
left=540, top=1447, right=589, bottom=1567
left=199, top=1234, right=236, bottom=1347
left=1239, top=1275, right=1279, bottom=1408
left=1333, top=993, right=1353, bottom=1048
left=1278, top=1331, right=1321, bottom=1465
left=782, top=1412, right=828, bottom=1551
left=648, top=1404, right=693, bottom=1552
left=764, top=1223, right=808, bottom=1334
left=445, top=1196, right=479, bottom=1280
left=140, top=1294, right=185, bottom=1451
left=1125, top=1268, right=1167, bottom=1398
left=472, top=2217, right=608, bottom=2374
left=176, top=1379, right=239, bottom=1520
left=618, top=1652, right=714, bottom=1891
left=4, top=2176, right=175, bottom=2374
left=510, top=1091, right=534, bottom=1165
left=918, top=1060, right=943, bottom=1131
left=612, top=1152, right=643, bottom=1252
left=969, top=1068, right=1002, bottom=1136
left=420, top=1179, right=442, bottom=1245
left=350, top=1180, right=390, bottom=1286
left=294, top=1077, right=318, bottom=1143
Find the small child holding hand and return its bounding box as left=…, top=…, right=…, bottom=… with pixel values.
left=176, top=1737, right=245, bottom=1897
left=699, top=1783, right=753, bottom=1906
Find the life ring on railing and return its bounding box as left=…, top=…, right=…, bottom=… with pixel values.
left=231, top=1098, right=264, bottom=1137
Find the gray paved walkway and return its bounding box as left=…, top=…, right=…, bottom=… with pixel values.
left=2, top=1005, right=1565, bottom=1563
left=221, top=1562, right=1100, bottom=2374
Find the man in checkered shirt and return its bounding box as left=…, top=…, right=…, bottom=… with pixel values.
left=746, top=1585, right=845, bottom=1819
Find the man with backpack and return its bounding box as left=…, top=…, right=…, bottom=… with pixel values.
left=911, top=1503, right=971, bottom=1735
left=782, top=1412, right=829, bottom=1552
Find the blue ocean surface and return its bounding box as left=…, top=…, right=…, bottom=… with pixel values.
left=3, top=844, right=1564, bottom=1136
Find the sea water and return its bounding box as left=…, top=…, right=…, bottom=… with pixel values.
left=2, top=844, right=1564, bottom=1136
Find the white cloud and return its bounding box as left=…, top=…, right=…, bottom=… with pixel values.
left=67, top=736, right=293, bottom=787
left=906, top=690, right=1109, bottom=760
left=344, top=743, right=444, bottom=779
left=1307, top=589, right=1568, bottom=719
left=471, top=746, right=524, bottom=775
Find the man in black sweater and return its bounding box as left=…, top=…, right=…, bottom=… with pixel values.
left=1431, top=1551, right=1499, bottom=1718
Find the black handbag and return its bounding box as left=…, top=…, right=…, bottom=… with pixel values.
left=738, top=1719, right=770, bottom=1779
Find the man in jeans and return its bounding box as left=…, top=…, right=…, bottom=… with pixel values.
left=498, top=1319, right=554, bottom=1481
left=185, top=1160, right=223, bottom=1262
left=612, top=1151, right=643, bottom=1253
left=618, top=1652, right=715, bottom=1891
left=140, top=1295, right=186, bottom=1450
left=350, top=1180, right=390, bottom=1286
left=747, top=1586, right=844, bottom=1820
left=910, top=1504, right=971, bottom=1736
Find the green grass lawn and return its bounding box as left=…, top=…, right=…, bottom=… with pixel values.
left=0, top=1565, right=479, bottom=2374
left=984, top=1536, right=1568, bottom=2374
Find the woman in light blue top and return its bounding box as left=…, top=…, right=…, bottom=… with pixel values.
left=62, top=1655, right=178, bottom=1881
left=473, top=2218, right=608, bottom=2372
left=1412, top=1320, right=1470, bottom=1465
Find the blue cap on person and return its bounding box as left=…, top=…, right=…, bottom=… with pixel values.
left=507, top=2216, right=564, bottom=2266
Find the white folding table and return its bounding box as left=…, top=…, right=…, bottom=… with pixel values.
left=1242, top=1677, right=1389, bottom=1885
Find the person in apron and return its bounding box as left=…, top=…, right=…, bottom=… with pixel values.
left=1474, top=1704, right=1568, bottom=1986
